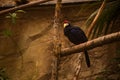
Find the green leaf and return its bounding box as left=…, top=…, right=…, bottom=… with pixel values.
left=6, top=10, right=26, bottom=24
left=10, top=13, right=17, bottom=24
left=11, top=17, right=16, bottom=24
left=11, top=13, right=17, bottom=18
left=6, top=13, right=17, bottom=24
left=2, top=29, right=12, bottom=37
left=116, top=49, right=120, bottom=54
left=96, top=77, right=104, bottom=80
left=0, top=76, right=4, bottom=80
left=16, top=10, right=26, bottom=13
left=85, top=9, right=98, bottom=28
left=5, top=16, right=11, bottom=18
left=0, top=68, right=5, bottom=73
left=85, top=0, right=120, bottom=38
left=9, top=13, right=12, bottom=16
left=0, top=68, right=9, bottom=80
left=92, top=24, right=99, bottom=38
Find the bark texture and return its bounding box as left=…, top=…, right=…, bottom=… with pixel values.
left=61, top=31, right=120, bottom=57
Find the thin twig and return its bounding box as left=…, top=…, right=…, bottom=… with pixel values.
left=0, top=0, right=53, bottom=15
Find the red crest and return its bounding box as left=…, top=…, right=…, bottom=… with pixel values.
left=63, top=20, right=69, bottom=23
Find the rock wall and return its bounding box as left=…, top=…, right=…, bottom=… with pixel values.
left=0, top=2, right=119, bottom=80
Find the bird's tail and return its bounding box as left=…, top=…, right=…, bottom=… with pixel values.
left=84, top=50, right=90, bottom=67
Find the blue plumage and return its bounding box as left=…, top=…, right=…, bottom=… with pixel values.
left=64, top=26, right=88, bottom=44
left=64, top=23, right=90, bottom=67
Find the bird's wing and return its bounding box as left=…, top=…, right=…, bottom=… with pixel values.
left=70, top=27, right=88, bottom=42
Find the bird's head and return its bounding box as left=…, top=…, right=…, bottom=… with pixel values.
left=63, top=20, right=69, bottom=28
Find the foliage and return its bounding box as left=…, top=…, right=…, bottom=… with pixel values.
left=0, top=68, right=9, bottom=80
left=2, top=29, right=12, bottom=37
left=95, top=77, right=104, bottom=80
left=6, top=13, right=17, bottom=24
left=3, top=10, right=26, bottom=37
left=85, top=0, right=120, bottom=38
left=6, top=10, right=26, bottom=24
left=16, top=10, right=26, bottom=13
left=115, top=49, right=120, bottom=62
left=116, top=49, right=120, bottom=55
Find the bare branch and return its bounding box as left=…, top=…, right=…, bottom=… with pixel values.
left=61, top=31, right=120, bottom=57
left=51, top=0, right=62, bottom=80
left=86, top=0, right=106, bottom=37
left=0, top=0, right=53, bottom=15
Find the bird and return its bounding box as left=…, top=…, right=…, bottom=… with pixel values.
left=63, top=20, right=90, bottom=67
left=15, top=0, right=29, bottom=5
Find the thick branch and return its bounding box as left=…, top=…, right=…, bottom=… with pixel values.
left=61, top=31, right=120, bottom=57
left=51, top=0, right=62, bottom=80
left=0, top=0, right=53, bottom=15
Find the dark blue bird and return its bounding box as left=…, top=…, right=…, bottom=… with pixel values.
left=63, top=20, right=90, bottom=67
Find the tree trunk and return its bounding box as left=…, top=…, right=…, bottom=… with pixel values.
left=51, top=0, right=62, bottom=80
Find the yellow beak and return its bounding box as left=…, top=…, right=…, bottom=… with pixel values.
left=63, top=23, right=69, bottom=28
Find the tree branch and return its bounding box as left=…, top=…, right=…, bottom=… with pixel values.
left=51, top=0, right=62, bottom=80
left=61, top=31, right=120, bottom=57
left=86, top=0, right=106, bottom=37
left=0, top=0, right=53, bottom=15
